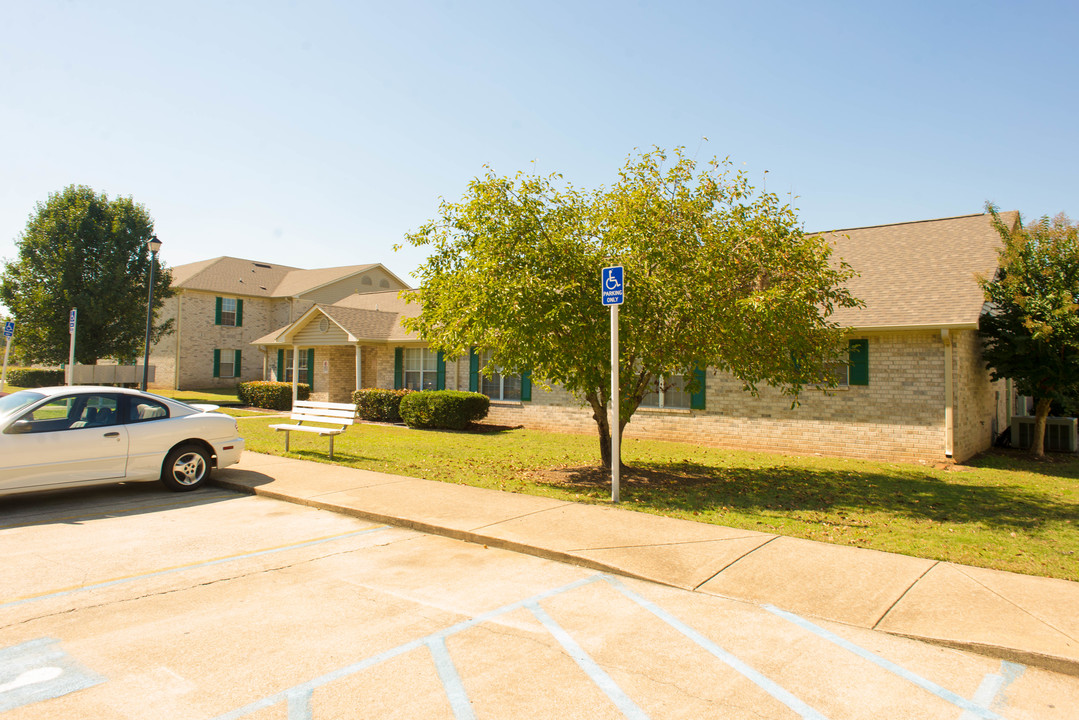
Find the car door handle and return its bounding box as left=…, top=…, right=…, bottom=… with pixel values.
left=104, top=432, right=120, bottom=438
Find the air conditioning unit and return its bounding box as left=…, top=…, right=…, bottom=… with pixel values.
left=1011, top=416, right=1079, bottom=452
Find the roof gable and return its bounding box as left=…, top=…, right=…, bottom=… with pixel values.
left=171, top=257, right=410, bottom=299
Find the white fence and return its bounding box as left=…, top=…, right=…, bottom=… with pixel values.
left=69, top=364, right=155, bottom=385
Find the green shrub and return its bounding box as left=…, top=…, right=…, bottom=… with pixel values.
left=398, top=390, right=489, bottom=430
left=353, top=388, right=411, bottom=423
left=236, top=381, right=310, bottom=410
left=6, top=367, right=65, bottom=387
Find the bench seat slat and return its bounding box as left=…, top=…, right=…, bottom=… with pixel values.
left=285, top=415, right=354, bottom=427
left=270, top=423, right=344, bottom=436
left=290, top=410, right=355, bottom=418
left=292, top=401, right=357, bottom=412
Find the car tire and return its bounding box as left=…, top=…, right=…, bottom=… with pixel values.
left=161, top=444, right=211, bottom=491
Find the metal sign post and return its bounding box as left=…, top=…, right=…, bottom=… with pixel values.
left=1, top=320, right=13, bottom=393
left=67, top=308, right=76, bottom=386
left=601, top=266, right=624, bottom=502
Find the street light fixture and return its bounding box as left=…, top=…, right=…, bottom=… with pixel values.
left=141, top=235, right=162, bottom=391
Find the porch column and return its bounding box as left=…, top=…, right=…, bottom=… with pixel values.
left=942, top=329, right=953, bottom=458
left=292, top=343, right=299, bottom=404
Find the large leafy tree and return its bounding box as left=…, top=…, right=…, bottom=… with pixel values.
left=0, top=185, right=173, bottom=365
left=980, top=204, right=1079, bottom=457
left=402, top=148, right=860, bottom=468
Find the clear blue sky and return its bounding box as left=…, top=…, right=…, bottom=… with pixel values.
left=2, top=0, right=1076, bottom=287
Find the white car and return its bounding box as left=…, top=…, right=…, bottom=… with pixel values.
left=0, top=386, right=244, bottom=496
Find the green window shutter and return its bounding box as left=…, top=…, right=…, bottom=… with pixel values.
left=849, top=339, right=869, bottom=386
left=214, top=297, right=222, bottom=325
left=277, top=349, right=284, bottom=381
left=213, top=349, right=221, bottom=378
left=468, top=348, right=479, bottom=392
left=394, top=347, right=403, bottom=389
left=307, top=348, right=315, bottom=390
left=520, top=369, right=532, bottom=402
left=234, top=350, right=242, bottom=379
left=236, top=299, right=244, bottom=327
left=690, top=367, right=707, bottom=410
left=436, top=350, right=446, bottom=390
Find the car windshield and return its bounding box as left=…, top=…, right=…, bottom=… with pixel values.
left=0, top=390, right=46, bottom=419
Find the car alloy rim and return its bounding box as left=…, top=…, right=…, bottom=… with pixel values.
left=172, top=452, right=206, bottom=485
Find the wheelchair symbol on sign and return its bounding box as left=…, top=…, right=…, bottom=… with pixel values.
left=604, top=269, right=621, bottom=291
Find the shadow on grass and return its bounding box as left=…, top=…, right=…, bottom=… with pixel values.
left=964, top=448, right=1079, bottom=479
left=541, top=460, right=1078, bottom=531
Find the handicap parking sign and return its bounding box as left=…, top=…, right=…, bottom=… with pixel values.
left=601, top=266, right=624, bottom=306
left=3, top=321, right=12, bottom=338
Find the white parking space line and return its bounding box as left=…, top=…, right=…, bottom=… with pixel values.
left=0, top=526, right=390, bottom=609
left=211, top=576, right=605, bottom=719
left=526, top=600, right=650, bottom=720
left=958, top=662, right=1025, bottom=720
left=428, top=636, right=477, bottom=720
left=0, top=638, right=104, bottom=712
left=607, top=578, right=831, bottom=720
left=764, top=604, right=1015, bottom=720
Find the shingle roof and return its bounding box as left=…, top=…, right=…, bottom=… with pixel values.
left=251, top=290, right=422, bottom=345
left=824, top=212, right=1014, bottom=329
left=170, top=256, right=382, bottom=298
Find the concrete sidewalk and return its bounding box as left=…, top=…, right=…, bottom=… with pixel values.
left=214, top=452, right=1079, bottom=677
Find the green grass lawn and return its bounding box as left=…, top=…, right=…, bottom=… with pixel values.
left=237, top=417, right=1079, bottom=582
left=149, top=387, right=241, bottom=405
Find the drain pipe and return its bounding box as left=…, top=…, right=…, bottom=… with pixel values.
left=942, top=328, right=954, bottom=458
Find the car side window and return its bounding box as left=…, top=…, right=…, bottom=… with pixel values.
left=15, top=394, right=118, bottom=433
left=70, top=395, right=119, bottom=429
left=126, top=397, right=170, bottom=424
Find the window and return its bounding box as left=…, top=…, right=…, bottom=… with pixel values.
left=823, top=360, right=849, bottom=386
left=284, top=350, right=310, bottom=385
left=822, top=340, right=868, bottom=387
left=220, top=298, right=237, bottom=326
left=403, top=348, right=438, bottom=390
left=220, top=349, right=236, bottom=378
left=641, top=374, right=691, bottom=409
left=215, top=297, right=243, bottom=327
left=479, top=350, right=521, bottom=401
left=16, top=394, right=118, bottom=433
left=127, top=397, right=169, bottom=423
left=214, top=349, right=241, bottom=379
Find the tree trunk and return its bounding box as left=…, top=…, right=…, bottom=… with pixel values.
left=1030, top=397, right=1053, bottom=458
left=587, top=392, right=612, bottom=469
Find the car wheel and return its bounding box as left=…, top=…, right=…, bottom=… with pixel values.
left=161, top=444, right=211, bottom=491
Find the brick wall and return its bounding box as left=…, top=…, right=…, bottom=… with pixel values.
left=297, top=330, right=1001, bottom=464
left=954, top=329, right=1007, bottom=462
left=169, top=291, right=278, bottom=390
left=484, top=331, right=966, bottom=464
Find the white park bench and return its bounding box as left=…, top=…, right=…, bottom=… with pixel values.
left=269, top=400, right=358, bottom=460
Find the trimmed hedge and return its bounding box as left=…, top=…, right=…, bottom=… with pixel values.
left=237, top=381, right=310, bottom=410
left=353, top=388, right=411, bottom=423
left=6, top=367, right=65, bottom=388
left=398, top=390, right=489, bottom=430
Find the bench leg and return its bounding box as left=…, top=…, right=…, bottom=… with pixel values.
left=284, top=430, right=290, bottom=453
left=329, top=434, right=334, bottom=461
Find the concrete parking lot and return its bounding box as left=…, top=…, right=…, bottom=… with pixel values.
left=2, top=484, right=1077, bottom=719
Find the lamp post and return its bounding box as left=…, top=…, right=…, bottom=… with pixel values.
left=141, top=235, right=162, bottom=391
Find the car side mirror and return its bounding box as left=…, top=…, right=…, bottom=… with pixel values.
left=6, top=420, right=32, bottom=434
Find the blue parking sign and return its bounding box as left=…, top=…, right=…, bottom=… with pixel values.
left=601, top=266, right=624, bottom=305
left=3, top=321, right=12, bottom=338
